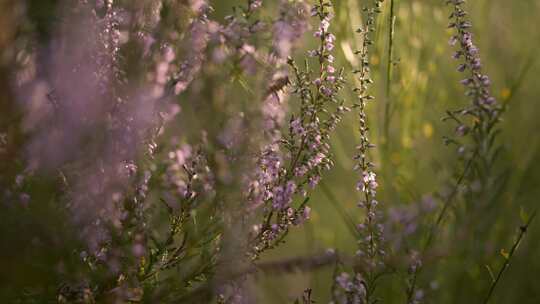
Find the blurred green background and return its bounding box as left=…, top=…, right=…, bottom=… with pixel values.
left=1, top=0, right=539, bottom=303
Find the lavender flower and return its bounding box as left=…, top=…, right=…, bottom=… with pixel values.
left=406, top=2, right=503, bottom=302
left=249, top=0, right=348, bottom=259
left=332, top=1, right=386, bottom=303
left=444, top=0, right=501, bottom=164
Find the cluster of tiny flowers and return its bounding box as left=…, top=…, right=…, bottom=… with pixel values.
left=216, top=0, right=265, bottom=76
left=217, top=1, right=293, bottom=248
left=67, top=2, right=214, bottom=287
left=331, top=272, right=367, bottom=304
left=211, top=0, right=269, bottom=157
left=447, top=0, right=496, bottom=108
left=172, top=2, right=212, bottom=95
left=403, top=3, right=503, bottom=302
left=354, top=0, right=385, bottom=268
left=247, top=144, right=283, bottom=208
left=310, top=1, right=338, bottom=98
left=3, top=0, right=335, bottom=301
left=407, top=250, right=425, bottom=304
left=255, top=1, right=310, bottom=129
left=259, top=0, right=311, bottom=139
left=249, top=0, right=347, bottom=259
left=332, top=1, right=386, bottom=303
left=164, top=143, right=214, bottom=201
left=49, top=3, right=219, bottom=296
left=445, top=0, right=500, bottom=157
left=93, top=0, right=123, bottom=95
left=85, top=0, right=215, bottom=274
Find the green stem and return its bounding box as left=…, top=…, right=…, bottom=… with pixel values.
left=406, top=149, right=477, bottom=303
left=482, top=210, right=537, bottom=304
left=383, top=0, right=396, bottom=145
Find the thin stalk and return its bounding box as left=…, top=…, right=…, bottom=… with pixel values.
left=383, top=0, right=396, bottom=144
left=482, top=210, right=537, bottom=304
left=406, top=149, right=478, bottom=303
